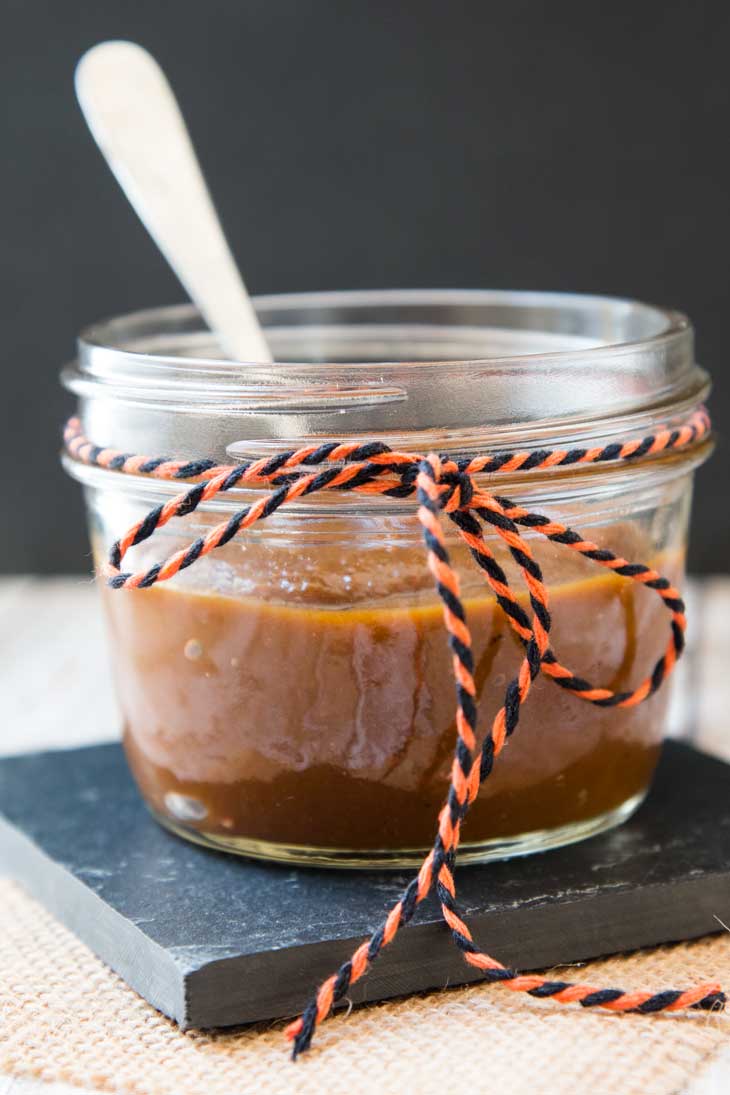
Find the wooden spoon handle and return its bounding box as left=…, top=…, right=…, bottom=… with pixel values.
left=75, top=40, right=273, bottom=363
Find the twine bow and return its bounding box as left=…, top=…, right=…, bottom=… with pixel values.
left=63, top=408, right=724, bottom=1056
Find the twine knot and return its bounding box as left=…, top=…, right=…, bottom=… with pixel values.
left=423, top=458, right=475, bottom=512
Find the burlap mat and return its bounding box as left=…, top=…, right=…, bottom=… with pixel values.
left=0, top=880, right=727, bottom=1095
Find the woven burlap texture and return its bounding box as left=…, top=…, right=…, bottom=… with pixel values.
left=0, top=880, right=726, bottom=1095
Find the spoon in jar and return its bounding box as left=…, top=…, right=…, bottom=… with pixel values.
left=75, top=40, right=273, bottom=363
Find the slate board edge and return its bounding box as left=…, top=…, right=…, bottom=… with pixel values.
left=2, top=799, right=726, bottom=1030
left=183, top=873, right=728, bottom=1029
left=0, top=815, right=189, bottom=1026
left=2, top=740, right=730, bottom=1030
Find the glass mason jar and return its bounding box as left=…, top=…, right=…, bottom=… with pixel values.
left=62, top=290, right=711, bottom=868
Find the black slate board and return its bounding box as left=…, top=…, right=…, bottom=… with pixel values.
left=0, top=741, right=728, bottom=1030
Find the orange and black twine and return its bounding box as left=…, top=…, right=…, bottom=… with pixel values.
left=63, top=407, right=725, bottom=1055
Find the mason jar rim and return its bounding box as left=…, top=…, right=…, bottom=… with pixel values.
left=62, top=289, right=710, bottom=481
left=77, top=288, right=688, bottom=366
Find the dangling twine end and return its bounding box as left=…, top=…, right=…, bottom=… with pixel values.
left=285, top=1017, right=314, bottom=1061
left=692, top=985, right=726, bottom=1011
left=284, top=1018, right=302, bottom=1042
left=281, top=981, right=726, bottom=1059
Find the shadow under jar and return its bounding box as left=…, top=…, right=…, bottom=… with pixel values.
left=62, top=290, right=712, bottom=867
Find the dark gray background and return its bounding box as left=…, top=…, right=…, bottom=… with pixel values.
left=2, top=0, right=729, bottom=573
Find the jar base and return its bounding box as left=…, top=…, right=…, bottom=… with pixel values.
left=152, top=790, right=646, bottom=870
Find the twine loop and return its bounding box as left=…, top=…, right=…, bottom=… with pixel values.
left=63, top=408, right=724, bottom=1056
